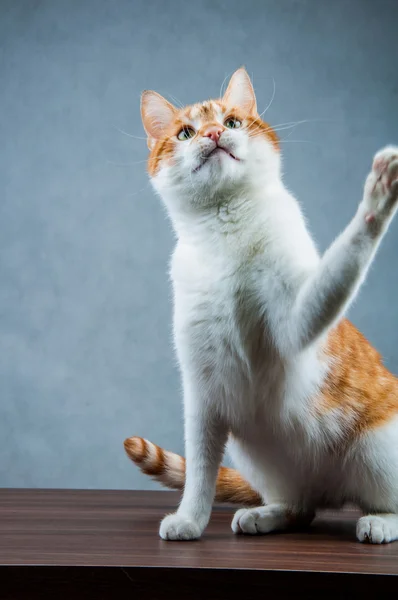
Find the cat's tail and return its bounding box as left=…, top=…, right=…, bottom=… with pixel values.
left=124, top=436, right=261, bottom=506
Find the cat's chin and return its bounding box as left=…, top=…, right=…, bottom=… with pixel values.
left=190, top=160, right=243, bottom=193
left=193, top=147, right=241, bottom=174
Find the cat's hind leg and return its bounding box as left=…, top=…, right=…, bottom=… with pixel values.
left=352, top=420, right=398, bottom=544
left=232, top=504, right=315, bottom=535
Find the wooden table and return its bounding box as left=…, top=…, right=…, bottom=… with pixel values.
left=0, top=489, right=397, bottom=599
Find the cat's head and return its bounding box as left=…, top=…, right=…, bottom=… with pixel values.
left=141, top=68, right=280, bottom=209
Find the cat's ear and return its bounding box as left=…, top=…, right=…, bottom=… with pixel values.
left=141, top=91, right=176, bottom=149
left=222, top=68, right=257, bottom=116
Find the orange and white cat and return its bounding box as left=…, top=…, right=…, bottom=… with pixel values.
left=125, top=68, right=398, bottom=544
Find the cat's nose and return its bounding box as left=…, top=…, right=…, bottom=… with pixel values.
left=203, top=126, right=223, bottom=143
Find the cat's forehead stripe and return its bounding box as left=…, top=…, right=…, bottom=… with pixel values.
left=199, top=102, right=215, bottom=118
left=187, top=101, right=220, bottom=122
left=187, top=104, right=202, bottom=120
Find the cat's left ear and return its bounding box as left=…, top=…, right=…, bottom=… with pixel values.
left=222, top=67, right=257, bottom=116
left=141, top=91, right=176, bottom=149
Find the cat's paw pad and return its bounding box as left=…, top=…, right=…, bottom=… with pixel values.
left=372, top=146, right=398, bottom=179
left=364, top=146, right=398, bottom=222
left=356, top=516, right=393, bottom=544
left=159, top=513, right=201, bottom=541
left=231, top=505, right=286, bottom=535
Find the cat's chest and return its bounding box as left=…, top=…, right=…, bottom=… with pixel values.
left=174, top=249, right=261, bottom=337
left=171, top=250, right=277, bottom=401
left=176, top=277, right=263, bottom=353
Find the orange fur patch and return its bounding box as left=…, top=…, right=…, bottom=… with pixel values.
left=147, top=116, right=187, bottom=177
left=319, top=319, right=398, bottom=434
left=216, top=465, right=263, bottom=506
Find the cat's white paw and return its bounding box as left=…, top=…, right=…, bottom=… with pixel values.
left=231, top=505, right=288, bottom=535
left=363, top=146, right=398, bottom=226
left=159, top=513, right=202, bottom=541
left=356, top=516, right=394, bottom=544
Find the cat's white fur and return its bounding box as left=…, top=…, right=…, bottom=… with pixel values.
left=144, top=69, right=398, bottom=543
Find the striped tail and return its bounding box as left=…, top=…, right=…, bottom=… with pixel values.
left=124, top=436, right=262, bottom=506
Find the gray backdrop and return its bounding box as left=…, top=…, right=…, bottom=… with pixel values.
left=1, top=0, right=398, bottom=490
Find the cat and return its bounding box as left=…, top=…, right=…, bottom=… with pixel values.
left=125, top=67, right=398, bottom=544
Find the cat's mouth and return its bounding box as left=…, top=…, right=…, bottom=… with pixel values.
left=193, top=146, right=240, bottom=173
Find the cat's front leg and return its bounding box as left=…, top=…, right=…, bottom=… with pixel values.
left=159, top=397, right=227, bottom=541
left=287, top=146, right=398, bottom=353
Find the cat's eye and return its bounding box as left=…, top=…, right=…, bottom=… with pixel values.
left=224, top=117, right=242, bottom=129
left=177, top=127, right=195, bottom=141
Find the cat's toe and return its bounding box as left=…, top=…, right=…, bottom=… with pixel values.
left=231, top=508, right=249, bottom=534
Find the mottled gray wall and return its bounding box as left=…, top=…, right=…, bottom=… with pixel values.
left=1, top=0, right=397, bottom=489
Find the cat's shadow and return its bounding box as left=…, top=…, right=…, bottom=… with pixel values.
left=308, top=517, right=357, bottom=539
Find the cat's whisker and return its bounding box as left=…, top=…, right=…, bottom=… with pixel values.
left=219, top=69, right=235, bottom=98
left=247, top=118, right=335, bottom=141
left=246, top=126, right=297, bottom=139
left=282, top=125, right=300, bottom=141
left=113, top=125, right=147, bottom=140
left=258, top=77, right=276, bottom=119
left=167, top=93, right=185, bottom=109
left=246, top=120, right=311, bottom=137
left=270, top=121, right=311, bottom=133
left=106, top=158, right=148, bottom=167
left=247, top=118, right=335, bottom=139
left=249, top=127, right=319, bottom=144
left=122, top=181, right=151, bottom=200
left=278, top=139, right=322, bottom=147
left=271, top=118, right=334, bottom=130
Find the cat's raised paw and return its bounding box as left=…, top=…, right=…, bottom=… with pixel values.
left=363, top=146, right=398, bottom=225
left=372, top=146, right=398, bottom=178
left=159, top=513, right=201, bottom=541
left=231, top=505, right=288, bottom=535
left=356, top=516, right=394, bottom=544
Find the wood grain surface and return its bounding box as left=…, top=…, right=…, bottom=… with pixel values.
left=0, top=489, right=397, bottom=598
